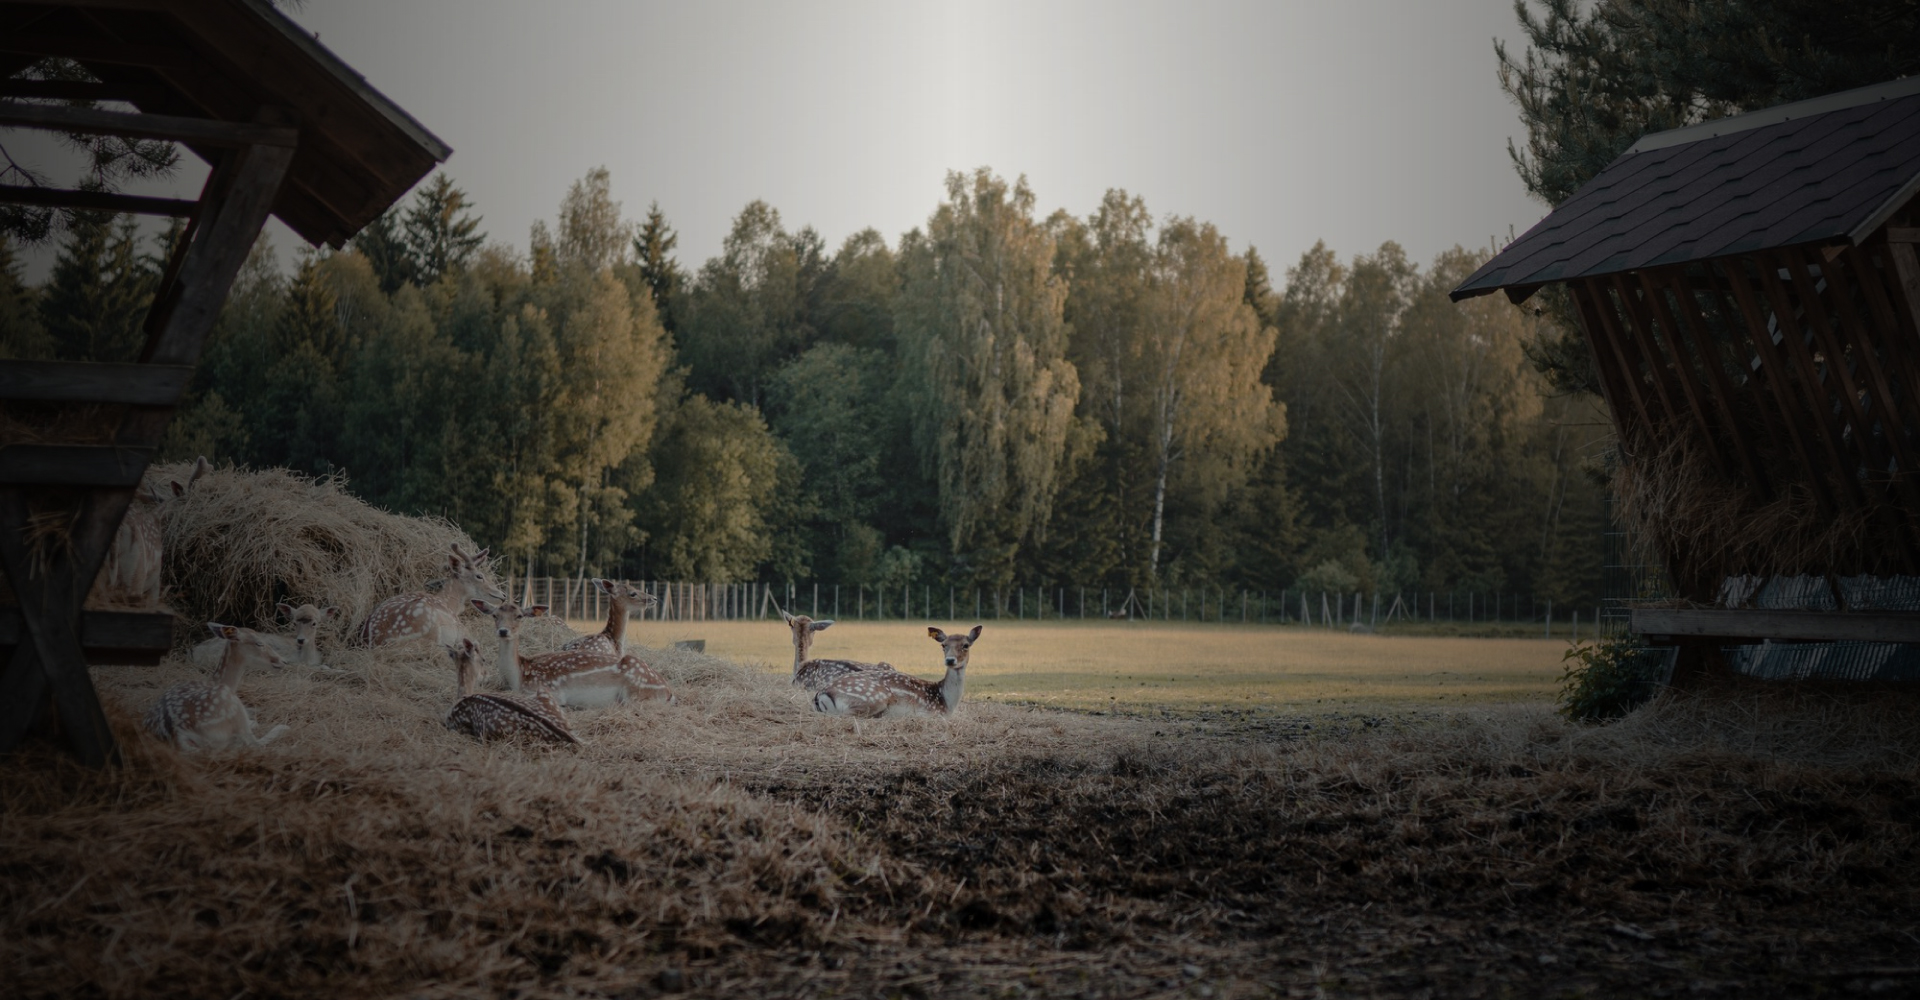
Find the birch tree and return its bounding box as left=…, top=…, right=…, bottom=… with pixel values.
left=896, top=169, right=1081, bottom=586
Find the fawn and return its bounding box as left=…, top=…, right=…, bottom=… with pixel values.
left=475, top=598, right=673, bottom=708
left=192, top=602, right=339, bottom=672
left=443, top=638, right=579, bottom=745
left=145, top=622, right=290, bottom=750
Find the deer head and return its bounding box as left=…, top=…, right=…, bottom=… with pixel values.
left=928, top=625, right=982, bottom=670
left=276, top=602, right=339, bottom=660
left=447, top=544, right=506, bottom=606
left=593, top=578, right=659, bottom=614
left=783, top=612, right=834, bottom=662
left=472, top=598, right=549, bottom=639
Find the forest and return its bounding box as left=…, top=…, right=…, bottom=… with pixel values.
left=0, top=167, right=1610, bottom=606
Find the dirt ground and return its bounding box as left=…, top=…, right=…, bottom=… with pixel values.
left=4, top=622, right=1918, bottom=1000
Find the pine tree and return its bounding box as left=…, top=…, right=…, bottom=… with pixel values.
left=631, top=201, right=683, bottom=334
left=402, top=173, right=485, bottom=285
left=0, top=234, right=49, bottom=359
left=353, top=207, right=417, bottom=294
left=38, top=212, right=155, bottom=361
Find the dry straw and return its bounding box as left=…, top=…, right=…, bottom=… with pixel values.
left=150, top=461, right=491, bottom=642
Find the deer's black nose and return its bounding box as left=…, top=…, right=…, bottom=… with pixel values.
left=945, top=657, right=956, bottom=666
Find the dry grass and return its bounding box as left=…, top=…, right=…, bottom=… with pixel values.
left=650, top=618, right=1569, bottom=712
left=5, top=616, right=1918, bottom=998
left=151, top=461, right=489, bottom=639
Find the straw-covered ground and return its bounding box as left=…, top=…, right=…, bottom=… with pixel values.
left=5, top=626, right=1919, bottom=999
left=5, top=467, right=1918, bottom=998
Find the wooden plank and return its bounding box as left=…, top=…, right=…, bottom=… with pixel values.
left=1885, top=227, right=1920, bottom=244
left=0, top=79, right=166, bottom=103
left=1781, top=249, right=1903, bottom=478
left=1661, top=267, right=1771, bottom=495
left=0, top=101, right=298, bottom=148
left=1721, top=258, right=1850, bottom=514
left=1754, top=253, right=1876, bottom=509
left=0, top=185, right=197, bottom=217
left=0, top=445, right=153, bottom=487
left=1632, top=269, right=1732, bottom=475
left=0, top=361, right=193, bottom=405
left=1571, top=279, right=1657, bottom=442
left=1603, top=274, right=1686, bottom=431
left=1845, top=246, right=1920, bottom=430
left=0, top=609, right=174, bottom=650
left=1809, top=248, right=1920, bottom=477
left=0, top=34, right=195, bottom=70
left=1696, top=263, right=1797, bottom=480
left=0, top=643, right=52, bottom=755
left=1634, top=607, right=1920, bottom=644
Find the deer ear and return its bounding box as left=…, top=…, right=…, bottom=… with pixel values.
left=528, top=605, right=549, bottom=617
left=470, top=599, right=493, bottom=614
left=928, top=627, right=947, bottom=642
left=811, top=619, right=834, bottom=631
left=208, top=622, right=238, bottom=640
left=276, top=602, right=295, bottom=618
left=782, top=612, right=796, bottom=625
left=967, top=625, right=983, bottom=643
left=473, top=547, right=489, bottom=561
left=324, top=607, right=341, bottom=620
left=170, top=480, right=186, bottom=497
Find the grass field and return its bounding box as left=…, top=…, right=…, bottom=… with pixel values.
left=596, top=618, right=1574, bottom=712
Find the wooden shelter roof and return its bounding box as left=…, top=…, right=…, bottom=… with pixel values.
left=1451, top=76, right=1920, bottom=304
left=0, top=0, right=451, bottom=247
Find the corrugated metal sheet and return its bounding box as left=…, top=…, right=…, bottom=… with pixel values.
left=1724, top=641, right=1920, bottom=681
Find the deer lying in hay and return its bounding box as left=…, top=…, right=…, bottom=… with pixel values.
left=784, top=612, right=896, bottom=692
left=562, top=579, right=658, bottom=655
left=145, top=622, right=288, bottom=750
left=359, top=543, right=504, bottom=648
left=192, top=602, right=340, bottom=672
left=475, top=598, right=673, bottom=708
left=814, top=625, right=980, bottom=718
left=443, top=638, right=579, bottom=745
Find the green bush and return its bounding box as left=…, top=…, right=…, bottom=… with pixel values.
left=1559, top=635, right=1664, bottom=722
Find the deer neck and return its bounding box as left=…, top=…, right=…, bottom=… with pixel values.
left=602, top=601, right=628, bottom=646
left=216, top=643, right=250, bottom=690
left=938, top=666, right=965, bottom=712
left=456, top=653, right=480, bottom=698
left=496, top=632, right=524, bottom=691
left=791, top=631, right=812, bottom=680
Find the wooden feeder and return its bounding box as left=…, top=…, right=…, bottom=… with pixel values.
left=1454, top=77, right=1920, bottom=682
left=0, top=0, right=449, bottom=765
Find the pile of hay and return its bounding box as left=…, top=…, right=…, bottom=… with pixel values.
left=150, top=461, right=491, bottom=643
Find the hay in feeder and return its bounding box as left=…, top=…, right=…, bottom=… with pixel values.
left=151, top=461, right=495, bottom=645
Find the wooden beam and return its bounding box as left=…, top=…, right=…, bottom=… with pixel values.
left=0, top=446, right=154, bottom=487
left=0, top=34, right=195, bottom=70
left=0, top=184, right=196, bottom=217
left=1780, top=250, right=1903, bottom=480
left=1845, top=246, right=1920, bottom=425
left=1885, top=227, right=1920, bottom=244
left=1634, top=607, right=1920, bottom=644
left=1604, top=273, right=1688, bottom=431
left=1754, top=253, right=1876, bottom=512
left=0, top=608, right=173, bottom=650
left=1660, top=268, right=1771, bottom=496
left=1631, top=270, right=1731, bottom=475
left=1565, top=282, right=1635, bottom=436
left=1717, top=260, right=1844, bottom=515
left=0, top=361, right=193, bottom=405
left=1803, top=248, right=1920, bottom=481
left=1572, top=278, right=1659, bottom=443
left=0, top=101, right=298, bottom=148
left=0, top=80, right=167, bottom=103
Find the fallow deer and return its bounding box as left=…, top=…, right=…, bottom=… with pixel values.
left=144, top=622, right=290, bottom=750
left=86, top=456, right=207, bottom=610
left=192, top=602, right=339, bottom=672
left=443, top=638, right=579, bottom=745
left=784, top=612, right=896, bottom=692
left=562, top=578, right=658, bottom=655
left=475, top=598, right=673, bottom=708
left=814, top=625, right=980, bottom=718
left=360, top=543, right=504, bottom=648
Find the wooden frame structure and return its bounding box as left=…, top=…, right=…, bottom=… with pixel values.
left=1452, top=77, right=1920, bottom=678
left=1, top=0, right=448, bottom=765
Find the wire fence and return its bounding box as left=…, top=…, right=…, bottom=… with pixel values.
left=507, top=576, right=1613, bottom=641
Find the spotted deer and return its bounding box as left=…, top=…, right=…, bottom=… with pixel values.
left=192, top=602, right=339, bottom=672
left=443, top=638, right=579, bottom=745
left=85, top=456, right=208, bottom=610
left=145, top=622, right=290, bottom=750
left=814, top=625, right=980, bottom=718
left=360, top=543, right=504, bottom=648
left=562, top=579, right=658, bottom=655
left=475, top=598, right=673, bottom=708
left=784, top=612, right=896, bottom=692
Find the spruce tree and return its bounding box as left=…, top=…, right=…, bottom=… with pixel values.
left=402, top=173, right=485, bottom=285
left=632, top=201, right=683, bottom=334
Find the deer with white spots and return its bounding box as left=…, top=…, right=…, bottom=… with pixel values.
left=85, top=456, right=207, bottom=611
left=562, top=579, right=658, bottom=655
left=443, top=638, right=579, bottom=745
left=359, top=543, right=503, bottom=648
left=144, top=622, right=289, bottom=750
left=192, top=602, right=339, bottom=672
left=814, top=625, right=980, bottom=718
left=475, top=598, right=673, bottom=708
left=784, top=612, right=896, bottom=692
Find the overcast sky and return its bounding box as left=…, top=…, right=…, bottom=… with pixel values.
left=16, top=0, right=1549, bottom=285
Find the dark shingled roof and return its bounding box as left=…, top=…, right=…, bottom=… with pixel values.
left=1, top=0, right=452, bottom=247
left=1451, top=76, right=1920, bottom=303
